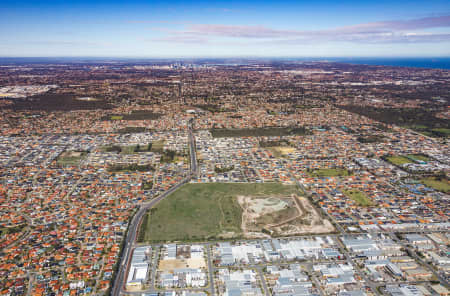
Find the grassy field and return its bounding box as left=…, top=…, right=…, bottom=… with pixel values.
left=0, top=224, right=25, bottom=236
left=121, top=144, right=154, bottom=154
left=149, top=140, right=165, bottom=153
left=308, top=168, right=352, bottom=177
left=421, top=177, right=450, bottom=193
left=407, top=154, right=430, bottom=162
left=385, top=155, right=412, bottom=166
left=343, top=189, right=374, bottom=207
left=431, top=128, right=450, bottom=138
left=404, top=126, right=450, bottom=138
left=107, top=163, right=154, bottom=172
left=140, top=183, right=298, bottom=242
left=141, top=181, right=153, bottom=190
left=102, top=141, right=163, bottom=154
left=56, top=151, right=88, bottom=166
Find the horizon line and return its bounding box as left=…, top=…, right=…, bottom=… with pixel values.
left=1, top=56, right=450, bottom=59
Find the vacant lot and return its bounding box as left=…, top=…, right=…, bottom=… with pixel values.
left=159, top=257, right=206, bottom=271
left=266, top=146, right=296, bottom=158
left=308, top=168, right=352, bottom=178
left=239, top=194, right=334, bottom=237
left=343, top=189, right=374, bottom=207
left=421, top=177, right=450, bottom=193
left=140, top=183, right=298, bottom=242
left=150, top=140, right=165, bottom=152
left=56, top=150, right=88, bottom=166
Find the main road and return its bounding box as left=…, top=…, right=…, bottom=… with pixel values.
left=111, top=126, right=197, bottom=296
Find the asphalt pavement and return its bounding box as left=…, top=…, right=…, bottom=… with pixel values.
left=111, top=127, right=197, bottom=296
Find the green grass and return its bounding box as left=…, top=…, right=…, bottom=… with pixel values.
left=101, top=144, right=154, bottom=154
left=385, top=155, right=413, bottom=166
left=343, top=189, right=374, bottom=207
left=107, top=163, right=154, bottom=172
left=405, top=125, right=450, bottom=138
left=308, top=168, right=352, bottom=177
left=56, top=151, right=88, bottom=166
left=140, top=183, right=298, bottom=242
left=431, top=128, right=450, bottom=137
left=421, top=177, right=450, bottom=193
left=150, top=140, right=165, bottom=152
left=0, top=224, right=26, bottom=236
left=141, top=181, right=153, bottom=190
left=120, top=145, right=138, bottom=154
left=407, top=154, right=430, bottom=162
left=406, top=124, right=428, bottom=130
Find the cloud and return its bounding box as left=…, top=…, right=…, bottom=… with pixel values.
left=153, top=15, right=450, bottom=44
left=274, top=33, right=450, bottom=45
left=374, top=15, right=450, bottom=30
left=185, top=24, right=295, bottom=38
left=26, top=41, right=111, bottom=47
left=153, top=35, right=209, bottom=44
left=126, top=20, right=191, bottom=25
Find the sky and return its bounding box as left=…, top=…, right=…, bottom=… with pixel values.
left=1, top=0, right=450, bottom=57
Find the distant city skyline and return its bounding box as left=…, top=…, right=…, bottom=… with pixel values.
left=1, top=0, right=450, bottom=57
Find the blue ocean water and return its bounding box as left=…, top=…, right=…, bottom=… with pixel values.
left=323, top=57, right=450, bottom=70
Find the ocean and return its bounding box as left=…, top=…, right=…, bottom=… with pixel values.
left=321, top=57, right=450, bottom=70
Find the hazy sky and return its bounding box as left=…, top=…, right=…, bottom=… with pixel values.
left=1, top=0, right=450, bottom=57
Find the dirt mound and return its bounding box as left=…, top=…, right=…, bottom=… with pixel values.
left=237, top=194, right=334, bottom=238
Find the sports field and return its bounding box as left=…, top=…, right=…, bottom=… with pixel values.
left=407, top=154, right=430, bottom=162
left=421, top=177, right=450, bottom=193
left=384, top=155, right=412, bottom=166
left=343, top=189, right=374, bottom=207
left=139, top=183, right=298, bottom=242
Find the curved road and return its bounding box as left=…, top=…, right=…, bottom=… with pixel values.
left=111, top=127, right=197, bottom=296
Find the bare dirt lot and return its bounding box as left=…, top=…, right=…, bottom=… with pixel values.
left=237, top=194, right=334, bottom=238
left=159, top=258, right=206, bottom=271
